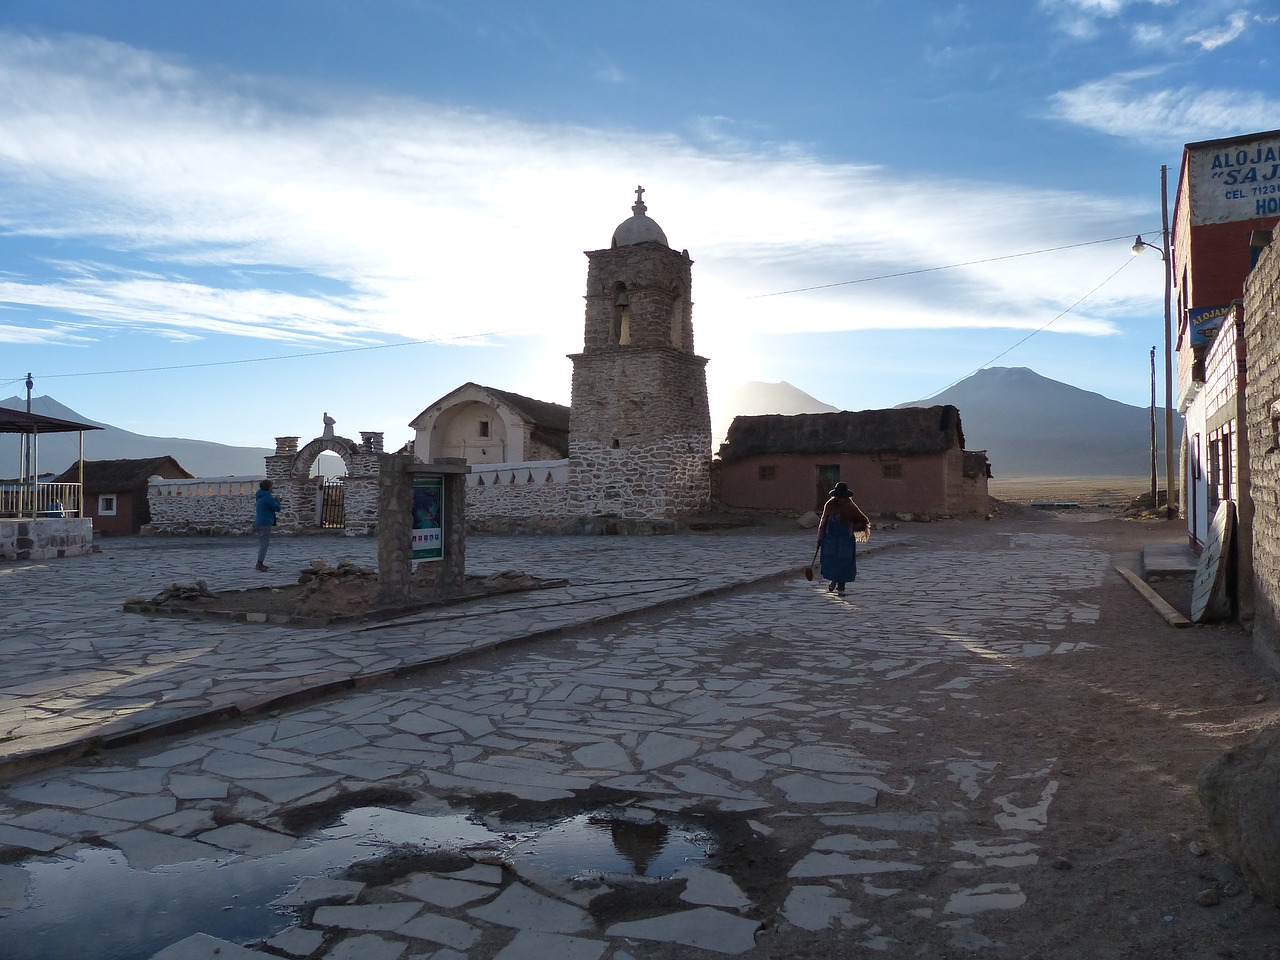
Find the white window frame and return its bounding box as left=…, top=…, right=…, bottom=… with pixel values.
left=98, top=494, right=117, bottom=516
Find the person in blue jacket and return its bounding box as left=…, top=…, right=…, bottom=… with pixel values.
left=254, top=479, right=283, bottom=571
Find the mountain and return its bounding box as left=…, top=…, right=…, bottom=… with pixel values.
left=1, top=396, right=277, bottom=478
left=906, top=367, right=1182, bottom=478
left=716, top=381, right=837, bottom=444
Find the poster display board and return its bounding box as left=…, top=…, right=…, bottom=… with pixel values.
left=411, top=474, right=443, bottom=561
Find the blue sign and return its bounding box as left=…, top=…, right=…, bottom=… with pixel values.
left=1189, top=305, right=1231, bottom=348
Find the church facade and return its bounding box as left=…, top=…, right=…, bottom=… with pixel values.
left=419, top=189, right=713, bottom=530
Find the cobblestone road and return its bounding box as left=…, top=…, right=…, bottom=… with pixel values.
left=0, top=525, right=1166, bottom=959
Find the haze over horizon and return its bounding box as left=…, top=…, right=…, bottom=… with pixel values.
left=1, top=2, right=1276, bottom=450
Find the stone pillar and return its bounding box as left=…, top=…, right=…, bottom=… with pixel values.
left=361, top=432, right=385, bottom=454
left=435, top=462, right=467, bottom=599
left=376, top=455, right=470, bottom=605
left=376, top=453, right=413, bottom=607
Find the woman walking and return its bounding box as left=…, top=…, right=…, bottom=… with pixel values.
left=816, top=481, right=870, bottom=597
left=254, top=479, right=282, bottom=572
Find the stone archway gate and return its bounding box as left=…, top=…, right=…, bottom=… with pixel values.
left=266, top=432, right=385, bottom=534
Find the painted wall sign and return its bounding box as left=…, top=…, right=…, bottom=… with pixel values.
left=1189, top=304, right=1231, bottom=347
left=1188, top=134, right=1280, bottom=225
left=411, top=474, right=443, bottom=561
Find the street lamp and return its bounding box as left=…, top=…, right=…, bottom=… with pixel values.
left=1130, top=165, right=1175, bottom=520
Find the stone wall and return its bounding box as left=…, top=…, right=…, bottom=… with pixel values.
left=145, top=478, right=261, bottom=535
left=569, top=349, right=711, bottom=519
left=569, top=436, right=710, bottom=520
left=464, top=460, right=572, bottom=531
left=1244, top=235, right=1280, bottom=666
left=0, top=517, right=93, bottom=560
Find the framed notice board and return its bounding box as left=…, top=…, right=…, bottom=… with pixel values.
left=411, top=474, right=443, bottom=561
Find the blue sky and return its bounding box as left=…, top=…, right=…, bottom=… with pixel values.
left=1, top=0, right=1277, bottom=451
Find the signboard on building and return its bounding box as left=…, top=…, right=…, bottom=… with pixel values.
left=1189, top=304, right=1232, bottom=347
left=1188, top=132, right=1280, bottom=225
left=411, top=474, right=443, bottom=561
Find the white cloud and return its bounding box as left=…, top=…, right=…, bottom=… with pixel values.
left=0, top=29, right=1152, bottom=367
left=1186, top=11, right=1250, bottom=49
left=1048, top=73, right=1280, bottom=143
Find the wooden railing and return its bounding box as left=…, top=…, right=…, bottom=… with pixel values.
left=0, top=482, right=83, bottom=519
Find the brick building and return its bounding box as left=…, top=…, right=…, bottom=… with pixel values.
left=1172, top=130, right=1280, bottom=554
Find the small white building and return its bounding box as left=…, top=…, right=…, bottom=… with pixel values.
left=409, top=383, right=569, bottom=466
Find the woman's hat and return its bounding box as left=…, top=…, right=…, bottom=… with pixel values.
left=829, top=481, right=851, bottom=498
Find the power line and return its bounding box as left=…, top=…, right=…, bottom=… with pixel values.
left=18, top=328, right=523, bottom=383
left=908, top=252, right=1139, bottom=404
left=8, top=230, right=1157, bottom=385
left=743, top=233, right=1149, bottom=299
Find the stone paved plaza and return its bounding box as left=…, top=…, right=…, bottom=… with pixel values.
left=0, top=523, right=1231, bottom=958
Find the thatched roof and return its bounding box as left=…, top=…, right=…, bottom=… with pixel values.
left=483, top=386, right=571, bottom=433
left=717, top=406, right=966, bottom=463
left=483, top=386, right=570, bottom=456
left=53, top=456, right=193, bottom=491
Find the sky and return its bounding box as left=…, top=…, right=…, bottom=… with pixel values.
left=1, top=0, right=1278, bottom=453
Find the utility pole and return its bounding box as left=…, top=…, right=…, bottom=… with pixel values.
left=1161, top=165, right=1175, bottom=519
left=1150, top=347, right=1157, bottom=511
left=23, top=372, right=33, bottom=487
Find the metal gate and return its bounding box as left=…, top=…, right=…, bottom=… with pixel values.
left=319, top=477, right=346, bottom=529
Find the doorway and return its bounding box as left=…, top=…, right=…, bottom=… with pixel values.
left=816, top=464, right=840, bottom=511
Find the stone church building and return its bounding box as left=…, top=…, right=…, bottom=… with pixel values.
left=417, top=188, right=713, bottom=531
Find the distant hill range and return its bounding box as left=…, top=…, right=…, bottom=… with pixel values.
left=1, top=396, right=275, bottom=479
left=6, top=368, right=1174, bottom=481
left=906, top=367, right=1182, bottom=478
left=723, top=368, right=1180, bottom=479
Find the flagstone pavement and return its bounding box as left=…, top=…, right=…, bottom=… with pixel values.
left=0, top=525, right=1148, bottom=958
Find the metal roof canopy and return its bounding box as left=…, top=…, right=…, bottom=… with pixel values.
left=0, top=409, right=103, bottom=434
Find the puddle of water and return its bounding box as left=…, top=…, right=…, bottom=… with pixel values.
left=0, top=806, right=709, bottom=960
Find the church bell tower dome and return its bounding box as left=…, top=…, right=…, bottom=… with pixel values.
left=611, top=185, right=668, bottom=248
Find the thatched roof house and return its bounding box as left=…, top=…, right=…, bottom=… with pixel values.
left=54, top=456, right=192, bottom=534
left=718, top=406, right=967, bottom=462
left=716, top=406, right=990, bottom=518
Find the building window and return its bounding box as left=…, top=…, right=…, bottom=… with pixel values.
left=882, top=463, right=903, bottom=479
left=98, top=494, right=117, bottom=516
left=478, top=420, right=491, bottom=439
left=758, top=465, right=777, bottom=481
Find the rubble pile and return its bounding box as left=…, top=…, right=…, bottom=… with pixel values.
left=293, top=558, right=378, bottom=616
left=145, top=580, right=219, bottom=605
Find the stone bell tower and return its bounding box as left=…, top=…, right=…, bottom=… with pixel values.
left=567, top=186, right=712, bottom=520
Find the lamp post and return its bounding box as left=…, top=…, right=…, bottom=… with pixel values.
left=1149, top=346, right=1157, bottom=511
left=1132, top=165, right=1175, bottom=520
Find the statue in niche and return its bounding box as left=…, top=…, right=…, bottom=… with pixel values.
left=322, top=412, right=336, bottom=439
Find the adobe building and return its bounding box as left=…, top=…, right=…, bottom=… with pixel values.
left=716, top=406, right=990, bottom=519
left=410, top=383, right=569, bottom=466
left=54, top=456, right=192, bottom=535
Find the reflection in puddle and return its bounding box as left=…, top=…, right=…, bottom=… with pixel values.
left=0, top=805, right=709, bottom=960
